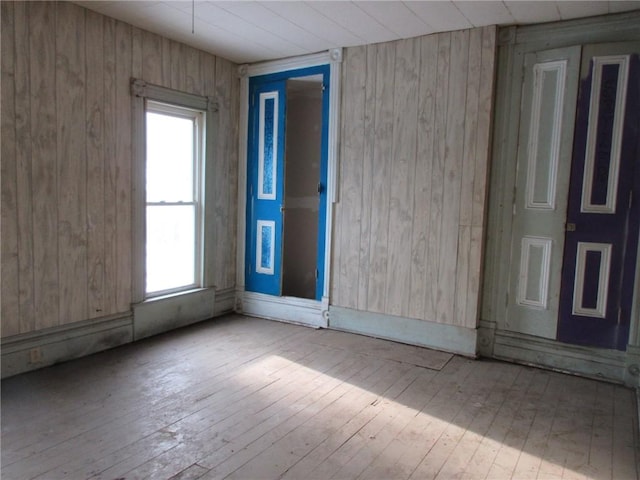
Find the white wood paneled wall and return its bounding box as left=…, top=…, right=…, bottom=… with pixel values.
left=332, top=26, right=496, bottom=329
left=1, top=2, right=239, bottom=337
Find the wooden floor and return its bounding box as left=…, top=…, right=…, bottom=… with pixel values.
left=2, top=314, right=638, bottom=480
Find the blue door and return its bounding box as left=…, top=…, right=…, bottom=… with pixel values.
left=558, top=46, right=640, bottom=350
left=245, top=66, right=330, bottom=299
left=245, top=80, right=286, bottom=296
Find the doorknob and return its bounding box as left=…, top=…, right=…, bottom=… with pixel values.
left=566, top=222, right=576, bottom=232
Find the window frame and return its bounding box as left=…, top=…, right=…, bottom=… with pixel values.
left=130, top=79, right=218, bottom=305
left=144, top=100, right=206, bottom=298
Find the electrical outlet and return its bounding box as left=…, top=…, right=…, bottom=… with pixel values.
left=29, top=347, right=42, bottom=364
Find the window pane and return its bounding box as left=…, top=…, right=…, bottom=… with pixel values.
left=146, top=112, right=194, bottom=202
left=146, top=204, right=196, bottom=293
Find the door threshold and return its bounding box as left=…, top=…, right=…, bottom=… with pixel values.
left=238, top=291, right=328, bottom=328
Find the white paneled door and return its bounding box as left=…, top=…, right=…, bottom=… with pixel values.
left=506, top=46, right=581, bottom=339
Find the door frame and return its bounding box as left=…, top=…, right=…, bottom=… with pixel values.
left=480, top=12, right=640, bottom=385
left=236, top=49, right=342, bottom=327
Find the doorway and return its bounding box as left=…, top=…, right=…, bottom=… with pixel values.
left=281, top=76, right=323, bottom=299
left=245, top=66, right=329, bottom=301
left=483, top=15, right=640, bottom=383
left=502, top=42, right=639, bottom=351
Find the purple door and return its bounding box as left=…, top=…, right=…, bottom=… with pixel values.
left=558, top=45, right=640, bottom=350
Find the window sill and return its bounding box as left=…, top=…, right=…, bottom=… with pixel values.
left=142, top=287, right=208, bottom=304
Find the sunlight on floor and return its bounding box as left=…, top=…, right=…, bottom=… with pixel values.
left=231, top=353, right=631, bottom=480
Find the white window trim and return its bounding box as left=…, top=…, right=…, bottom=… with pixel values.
left=130, top=79, right=218, bottom=305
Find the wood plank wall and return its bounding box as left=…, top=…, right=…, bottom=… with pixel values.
left=1, top=2, right=239, bottom=337
left=332, top=26, right=496, bottom=329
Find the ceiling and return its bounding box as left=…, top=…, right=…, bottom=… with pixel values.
left=75, top=1, right=640, bottom=64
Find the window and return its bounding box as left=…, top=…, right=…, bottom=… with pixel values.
left=145, top=101, right=205, bottom=296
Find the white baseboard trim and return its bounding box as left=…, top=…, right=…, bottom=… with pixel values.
left=239, top=291, right=327, bottom=328
left=1, top=313, right=133, bottom=379
left=492, top=329, right=626, bottom=383
left=133, top=288, right=216, bottom=340
left=328, top=306, right=478, bottom=357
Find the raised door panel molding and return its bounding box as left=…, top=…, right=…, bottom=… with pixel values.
left=580, top=55, right=629, bottom=214
left=525, top=60, right=566, bottom=210
left=257, top=91, right=279, bottom=200
left=572, top=242, right=612, bottom=318
left=517, top=236, right=552, bottom=309
left=255, top=220, right=275, bottom=275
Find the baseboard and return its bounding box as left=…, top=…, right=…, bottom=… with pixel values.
left=239, top=291, right=327, bottom=328
left=327, top=306, right=478, bottom=357
left=214, top=287, right=236, bottom=316
left=492, top=329, right=626, bottom=383
left=1, top=313, right=133, bottom=379
left=133, top=288, right=216, bottom=340
left=2, top=286, right=233, bottom=379
left=624, top=344, right=640, bottom=387
left=478, top=319, right=497, bottom=357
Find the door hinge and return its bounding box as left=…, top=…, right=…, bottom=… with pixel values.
left=317, top=182, right=323, bottom=194
left=315, top=268, right=319, bottom=280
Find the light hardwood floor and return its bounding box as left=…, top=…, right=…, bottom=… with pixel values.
left=1, top=314, right=638, bottom=479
